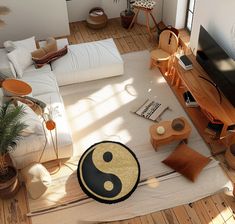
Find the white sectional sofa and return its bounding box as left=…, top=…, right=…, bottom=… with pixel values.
left=0, top=38, right=124, bottom=169
left=43, top=38, right=124, bottom=86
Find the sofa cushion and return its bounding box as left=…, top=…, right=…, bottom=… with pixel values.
left=39, top=38, right=69, bottom=50
left=17, top=101, right=43, bottom=137
left=11, top=92, right=73, bottom=168
left=31, top=37, right=58, bottom=58
left=32, top=45, right=68, bottom=68
left=21, top=162, right=51, bottom=199
left=24, top=63, right=52, bottom=75
left=162, top=143, right=211, bottom=182
left=0, top=49, right=17, bottom=78
left=7, top=47, right=33, bottom=77
left=22, top=71, right=59, bottom=96
left=4, top=36, right=37, bottom=53
left=51, top=38, right=124, bottom=86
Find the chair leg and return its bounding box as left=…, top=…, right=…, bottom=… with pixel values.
left=145, top=11, right=153, bottom=39
left=128, top=9, right=139, bottom=30
left=149, top=11, right=158, bottom=32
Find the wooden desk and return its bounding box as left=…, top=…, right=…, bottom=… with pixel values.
left=168, top=54, right=235, bottom=154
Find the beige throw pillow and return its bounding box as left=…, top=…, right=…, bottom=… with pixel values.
left=21, top=163, right=51, bottom=199
left=31, top=37, right=58, bottom=58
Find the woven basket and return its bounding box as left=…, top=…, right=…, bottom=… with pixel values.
left=86, top=7, right=108, bottom=29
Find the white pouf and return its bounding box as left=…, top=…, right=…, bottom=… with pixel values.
left=21, top=162, right=51, bottom=199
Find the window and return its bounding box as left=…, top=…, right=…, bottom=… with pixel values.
left=185, top=0, right=196, bottom=32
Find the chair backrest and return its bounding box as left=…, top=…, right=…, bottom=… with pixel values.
left=159, top=30, right=179, bottom=55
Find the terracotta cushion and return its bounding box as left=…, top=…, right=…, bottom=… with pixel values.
left=162, top=143, right=211, bottom=182
left=31, top=37, right=57, bottom=58
left=32, top=45, right=68, bottom=68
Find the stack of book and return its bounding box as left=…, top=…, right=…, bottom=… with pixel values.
left=178, top=55, right=193, bottom=70
left=183, top=91, right=199, bottom=107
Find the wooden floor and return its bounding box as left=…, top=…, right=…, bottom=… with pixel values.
left=1, top=18, right=235, bottom=224
left=67, top=18, right=158, bottom=54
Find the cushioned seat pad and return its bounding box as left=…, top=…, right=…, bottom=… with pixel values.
left=51, top=38, right=124, bottom=86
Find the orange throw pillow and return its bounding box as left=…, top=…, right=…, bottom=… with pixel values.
left=32, top=45, right=68, bottom=68
left=162, top=143, right=211, bottom=182
left=31, top=37, right=57, bottom=58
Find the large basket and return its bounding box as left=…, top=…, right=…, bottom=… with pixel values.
left=86, top=7, right=108, bottom=29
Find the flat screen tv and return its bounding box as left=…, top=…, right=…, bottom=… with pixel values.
left=196, top=25, right=235, bottom=107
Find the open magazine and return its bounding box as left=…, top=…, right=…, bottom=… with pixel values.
left=133, top=99, right=169, bottom=122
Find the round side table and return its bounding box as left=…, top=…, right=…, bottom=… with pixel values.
left=149, top=117, right=192, bottom=151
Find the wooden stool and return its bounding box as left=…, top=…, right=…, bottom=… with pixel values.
left=128, top=5, right=158, bottom=39
left=149, top=117, right=192, bottom=151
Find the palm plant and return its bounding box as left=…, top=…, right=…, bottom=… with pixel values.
left=0, top=102, right=27, bottom=175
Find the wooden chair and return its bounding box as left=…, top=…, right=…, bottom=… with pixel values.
left=150, top=30, right=179, bottom=71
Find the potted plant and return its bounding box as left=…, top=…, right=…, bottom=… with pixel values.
left=0, top=102, right=27, bottom=198
left=114, top=0, right=135, bottom=29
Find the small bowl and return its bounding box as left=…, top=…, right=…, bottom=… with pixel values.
left=171, top=118, right=185, bottom=131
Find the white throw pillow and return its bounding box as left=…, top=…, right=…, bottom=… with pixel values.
left=4, top=36, right=37, bottom=53
left=17, top=101, right=43, bottom=136
left=0, top=49, right=17, bottom=78
left=21, top=162, right=51, bottom=199
left=7, top=47, right=33, bottom=77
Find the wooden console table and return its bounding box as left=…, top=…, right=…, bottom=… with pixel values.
left=166, top=54, right=235, bottom=154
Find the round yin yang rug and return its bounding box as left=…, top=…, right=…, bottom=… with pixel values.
left=77, top=141, right=141, bottom=204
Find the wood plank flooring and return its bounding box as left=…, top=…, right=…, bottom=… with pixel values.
left=66, top=18, right=157, bottom=54
left=0, top=18, right=235, bottom=224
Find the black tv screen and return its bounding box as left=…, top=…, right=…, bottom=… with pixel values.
left=196, top=25, right=235, bottom=107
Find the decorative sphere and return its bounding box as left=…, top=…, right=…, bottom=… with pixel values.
left=156, top=126, right=165, bottom=135
left=46, top=120, right=56, bottom=130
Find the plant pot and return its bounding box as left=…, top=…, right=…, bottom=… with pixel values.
left=225, top=144, right=235, bottom=169
left=120, top=10, right=135, bottom=29
left=0, top=166, right=20, bottom=199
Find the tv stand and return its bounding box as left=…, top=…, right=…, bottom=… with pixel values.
left=198, top=75, right=222, bottom=104
left=166, top=54, right=235, bottom=155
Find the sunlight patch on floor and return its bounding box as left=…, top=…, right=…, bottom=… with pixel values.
left=157, top=76, right=167, bottom=84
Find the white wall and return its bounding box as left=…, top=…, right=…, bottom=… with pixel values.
left=163, top=0, right=178, bottom=27
left=67, top=0, right=163, bottom=25
left=162, top=0, right=187, bottom=29
left=67, top=0, right=101, bottom=22
left=190, top=0, right=235, bottom=59
left=0, top=0, right=70, bottom=45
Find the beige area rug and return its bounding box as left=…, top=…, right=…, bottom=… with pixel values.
left=28, top=50, right=231, bottom=224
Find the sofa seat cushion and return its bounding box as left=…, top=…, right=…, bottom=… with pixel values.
left=11, top=92, right=73, bottom=169
left=24, top=64, right=51, bottom=75
left=51, top=38, right=124, bottom=86
left=22, top=71, right=59, bottom=96
left=0, top=49, right=17, bottom=78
